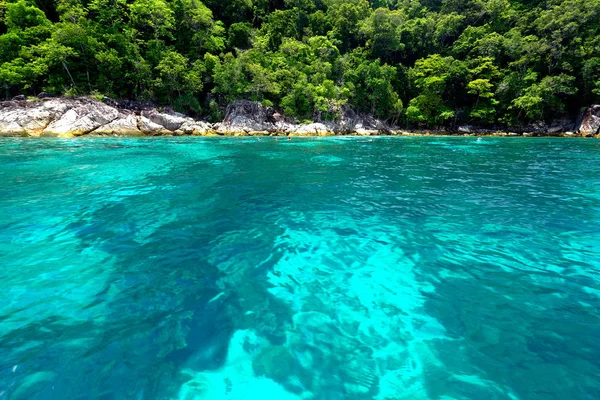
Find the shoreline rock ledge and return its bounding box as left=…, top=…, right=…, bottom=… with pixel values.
left=1, top=97, right=599, bottom=138
left=0, top=97, right=214, bottom=137
left=0, top=97, right=386, bottom=137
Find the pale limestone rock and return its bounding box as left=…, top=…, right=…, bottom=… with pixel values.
left=355, top=128, right=377, bottom=136
left=138, top=116, right=171, bottom=135
left=94, top=114, right=142, bottom=136
left=42, top=99, right=71, bottom=114
left=274, top=121, right=295, bottom=134
left=42, top=102, right=119, bottom=137
left=142, top=110, right=188, bottom=131
left=0, top=106, right=55, bottom=136
left=180, top=120, right=211, bottom=135
left=224, top=115, right=270, bottom=133
left=0, top=121, right=26, bottom=136
left=292, top=123, right=330, bottom=136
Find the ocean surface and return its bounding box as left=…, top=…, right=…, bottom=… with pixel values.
left=1, top=137, right=599, bottom=400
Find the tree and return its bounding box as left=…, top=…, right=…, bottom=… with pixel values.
left=129, top=0, right=175, bottom=40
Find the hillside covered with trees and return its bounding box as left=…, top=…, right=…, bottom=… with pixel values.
left=0, top=0, right=599, bottom=127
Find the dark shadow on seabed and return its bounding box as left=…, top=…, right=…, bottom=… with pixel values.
left=0, top=139, right=294, bottom=399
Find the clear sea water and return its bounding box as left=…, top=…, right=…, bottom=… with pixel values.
left=1, top=137, right=599, bottom=400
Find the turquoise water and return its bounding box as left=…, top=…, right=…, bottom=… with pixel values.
left=1, top=137, right=600, bottom=400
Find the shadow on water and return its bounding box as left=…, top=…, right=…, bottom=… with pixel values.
left=0, top=142, right=291, bottom=399
left=0, top=140, right=308, bottom=400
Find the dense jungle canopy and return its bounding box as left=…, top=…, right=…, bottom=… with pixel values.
left=0, top=0, right=599, bottom=126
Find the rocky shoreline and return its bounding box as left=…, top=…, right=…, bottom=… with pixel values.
left=1, top=97, right=599, bottom=138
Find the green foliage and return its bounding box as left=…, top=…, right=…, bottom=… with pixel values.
left=5, top=0, right=50, bottom=31
left=0, top=0, right=594, bottom=126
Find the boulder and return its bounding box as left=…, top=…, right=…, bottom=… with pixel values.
left=142, top=110, right=188, bottom=131
left=138, top=116, right=171, bottom=135
left=224, top=115, right=270, bottom=132
left=577, top=105, right=600, bottom=136
left=0, top=121, right=26, bottom=136
left=274, top=121, right=296, bottom=134
left=93, top=113, right=142, bottom=136
left=41, top=98, right=71, bottom=114
left=42, top=101, right=119, bottom=137
left=180, top=120, right=211, bottom=135
left=0, top=106, right=54, bottom=136
left=292, top=123, right=330, bottom=136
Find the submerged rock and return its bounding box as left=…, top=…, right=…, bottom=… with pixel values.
left=252, top=345, right=298, bottom=382
left=166, top=301, right=234, bottom=371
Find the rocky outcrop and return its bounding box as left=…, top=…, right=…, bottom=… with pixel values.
left=1, top=97, right=598, bottom=137
left=577, top=105, right=600, bottom=137
left=41, top=101, right=119, bottom=137
left=0, top=97, right=216, bottom=138
left=94, top=113, right=142, bottom=136
left=219, top=100, right=387, bottom=136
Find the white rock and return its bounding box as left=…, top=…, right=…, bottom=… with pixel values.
left=0, top=120, right=26, bottom=136
left=292, top=123, right=330, bottom=136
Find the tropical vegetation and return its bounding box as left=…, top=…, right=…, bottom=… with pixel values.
left=0, top=0, right=598, bottom=126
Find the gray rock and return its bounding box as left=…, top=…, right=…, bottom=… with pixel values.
left=43, top=101, right=119, bottom=137
left=0, top=97, right=219, bottom=137
left=180, top=120, right=211, bottom=135
left=94, top=113, right=141, bottom=136
left=138, top=116, right=171, bottom=135
left=142, top=110, right=188, bottom=131
left=226, top=115, right=270, bottom=132
left=0, top=106, right=53, bottom=136
left=577, top=105, right=600, bottom=136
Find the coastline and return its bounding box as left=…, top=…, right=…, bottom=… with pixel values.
left=1, top=97, right=598, bottom=138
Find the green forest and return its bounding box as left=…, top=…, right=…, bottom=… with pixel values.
left=0, top=0, right=599, bottom=127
